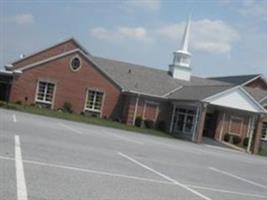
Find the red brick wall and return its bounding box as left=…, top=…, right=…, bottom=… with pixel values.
left=10, top=52, right=121, bottom=118
left=214, top=110, right=250, bottom=145
left=124, top=95, right=171, bottom=128
left=12, top=40, right=78, bottom=69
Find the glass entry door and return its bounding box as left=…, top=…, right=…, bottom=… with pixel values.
left=173, top=108, right=196, bottom=135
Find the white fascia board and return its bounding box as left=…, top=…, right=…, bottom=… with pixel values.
left=163, top=86, right=183, bottom=97
left=241, top=74, right=267, bottom=86
left=203, top=86, right=266, bottom=113
left=239, top=86, right=267, bottom=113
left=127, top=90, right=167, bottom=99
left=16, top=49, right=80, bottom=71
left=9, top=37, right=90, bottom=65
left=13, top=48, right=124, bottom=91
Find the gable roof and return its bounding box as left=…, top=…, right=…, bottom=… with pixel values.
left=10, top=38, right=90, bottom=66
left=91, top=56, right=232, bottom=97
left=208, top=74, right=261, bottom=85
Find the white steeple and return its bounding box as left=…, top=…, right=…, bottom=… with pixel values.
left=169, top=16, right=192, bottom=81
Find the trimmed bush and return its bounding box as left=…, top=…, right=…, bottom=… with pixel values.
left=144, top=120, right=154, bottom=129
left=224, top=133, right=230, bottom=142
left=243, top=137, right=249, bottom=147
left=156, top=120, right=166, bottom=131
left=135, top=116, right=143, bottom=127
left=232, top=135, right=241, bottom=145
left=15, top=100, right=22, bottom=105
left=63, top=102, right=73, bottom=113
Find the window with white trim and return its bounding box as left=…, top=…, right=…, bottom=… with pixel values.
left=85, top=90, right=104, bottom=112
left=36, top=81, right=55, bottom=104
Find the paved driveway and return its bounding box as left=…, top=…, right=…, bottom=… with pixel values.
left=1, top=108, right=267, bottom=200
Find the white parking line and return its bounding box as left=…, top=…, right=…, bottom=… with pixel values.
left=188, top=184, right=267, bottom=199
left=58, top=123, right=84, bottom=134
left=0, top=154, right=266, bottom=198
left=15, top=135, right=28, bottom=200
left=209, top=167, right=267, bottom=190
left=118, top=152, right=212, bottom=200
left=13, top=114, right=17, bottom=122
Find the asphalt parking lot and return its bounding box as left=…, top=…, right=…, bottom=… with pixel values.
left=1, top=108, right=267, bottom=200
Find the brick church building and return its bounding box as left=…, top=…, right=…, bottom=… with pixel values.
left=1, top=19, right=267, bottom=154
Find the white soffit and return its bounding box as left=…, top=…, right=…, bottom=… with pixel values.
left=204, top=87, right=264, bottom=113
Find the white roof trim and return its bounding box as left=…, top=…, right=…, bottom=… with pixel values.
left=203, top=86, right=266, bottom=113
left=260, top=95, right=267, bottom=103
left=162, top=86, right=183, bottom=97
left=12, top=48, right=123, bottom=90
left=241, top=74, right=267, bottom=86
left=9, top=37, right=90, bottom=65
left=239, top=87, right=267, bottom=112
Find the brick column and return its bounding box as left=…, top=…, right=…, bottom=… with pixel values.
left=196, top=103, right=208, bottom=143
left=252, top=115, right=264, bottom=154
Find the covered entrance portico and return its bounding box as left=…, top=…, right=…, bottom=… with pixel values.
left=169, top=87, right=266, bottom=154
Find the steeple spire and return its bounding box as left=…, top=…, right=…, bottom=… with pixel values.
left=180, top=15, right=191, bottom=52
left=169, top=15, right=192, bottom=81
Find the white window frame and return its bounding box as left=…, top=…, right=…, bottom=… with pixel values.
left=173, top=108, right=196, bottom=135
left=69, top=55, right=82, bottom=72
left=35, top=80, right=56, bottom=107
left=84, top=89, right=105, bottom=114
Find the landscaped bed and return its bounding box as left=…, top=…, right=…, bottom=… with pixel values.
left=0, top=101, right=171, bottom=138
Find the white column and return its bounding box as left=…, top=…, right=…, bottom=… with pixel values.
left=247, top=115, right=255, bottom=153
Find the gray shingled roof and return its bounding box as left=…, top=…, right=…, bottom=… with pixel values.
left=167, top=85, right=232, bottom=101
left=91, top=56, right=232, bottom=97
left=208, top=74, right=260, bottom=85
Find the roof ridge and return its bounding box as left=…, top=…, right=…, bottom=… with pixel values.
left=209, top=74, right=261, bottom=79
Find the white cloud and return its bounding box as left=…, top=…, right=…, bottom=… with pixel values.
left=123, top=0, right=161, bottom=11
left=157, top=19, right=239, bottom=54
left=90, top=26, right=151, bottom=42
left=239, top=0, right=267, bottom=21
left=9, top=14, right=35, bottom=25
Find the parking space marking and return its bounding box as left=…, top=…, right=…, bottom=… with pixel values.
left=15, top=135, right=28, bottom=200
left=0, top=154, right=266, bottom=198
left=118, top=152, right=212, bottom=200
left=58, top=123, right=84, bottom=134
left=13, top=114, right=17, bottom=123
left=188, top=184, right=267, bottom=199
left=102, top=129, right=144, bottom=145
left=209, top=167, right=267, bottom=189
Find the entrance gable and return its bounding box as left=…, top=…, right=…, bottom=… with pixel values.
left=204, top=87, right=266, bottom=113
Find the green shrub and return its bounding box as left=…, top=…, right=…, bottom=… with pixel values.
left=243, top=137, right=249, bottom=147
left=15, top=100, right=22, bottom=105
left=232, top=135, right=241, bottom=145
left=156, top=120, right=166, bottom=131
left=63, top=102, right=73, bottom=113
left=224, top=133, right=230, bottom=142
left=135, top=116, right=143, bottom=127
left=144, top=120, right=154, bottom=129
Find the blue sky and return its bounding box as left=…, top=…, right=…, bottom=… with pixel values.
left=1, top=0, right=267, bottom=77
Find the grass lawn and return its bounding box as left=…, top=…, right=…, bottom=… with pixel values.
left=0, top=101, right=171, bottom=138
left=259, top=147, right=267, bottom=157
